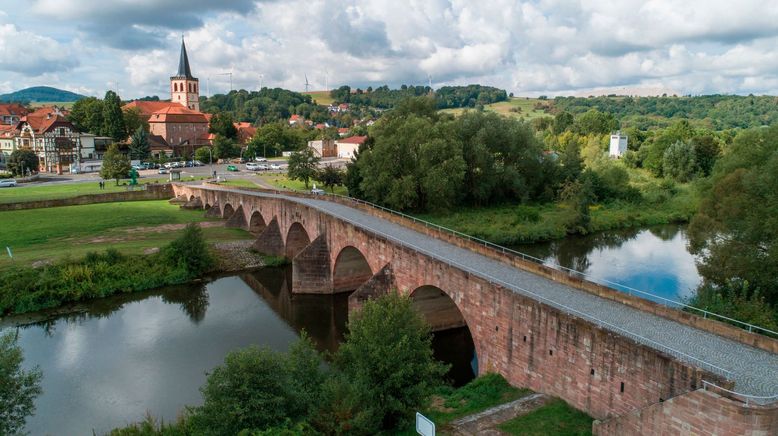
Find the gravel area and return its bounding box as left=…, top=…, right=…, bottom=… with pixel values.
left=212, top=240, right=267, bottom=271
left=203, top=186, right=778, bottom=400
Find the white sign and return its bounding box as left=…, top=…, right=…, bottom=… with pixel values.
left=416, top=412, right=435, bottom=436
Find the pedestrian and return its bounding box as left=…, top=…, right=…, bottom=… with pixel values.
left=98, top=181, right=102, bottom=190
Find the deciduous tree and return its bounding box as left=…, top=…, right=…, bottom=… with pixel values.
left=287, top=147, right=320, bottom=189
left=0, top=331, right=43, bottom=436
left=100, top=143, right=130, bottom=185
left=101, top=90, right=127, bottom=141
left=7, top=149, right=38, bottom=176
left=128, top=126, right=150, bottom=161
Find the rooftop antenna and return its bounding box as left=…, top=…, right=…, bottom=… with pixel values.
left=304, top=74, right=310, bottom=92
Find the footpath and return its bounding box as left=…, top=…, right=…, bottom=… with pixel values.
left=447, top=393, right=550, bottom=435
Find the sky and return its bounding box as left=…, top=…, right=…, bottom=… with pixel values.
left=3, top=0, right=778, bottom=99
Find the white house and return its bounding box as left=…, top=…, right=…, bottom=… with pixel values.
left=609, top=131, right=628, bottom=158
left=335, top=136, right=367, bottom=159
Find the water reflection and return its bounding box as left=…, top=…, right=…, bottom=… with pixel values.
left=512, top=224, right=701, bottom=302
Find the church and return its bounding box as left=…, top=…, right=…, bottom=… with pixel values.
left=123, top=38, right=210, bottom=157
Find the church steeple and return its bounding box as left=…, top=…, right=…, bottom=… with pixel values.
left=177, top=37, right=194, bottom=79
left=170, top=37, right=200, bottom=111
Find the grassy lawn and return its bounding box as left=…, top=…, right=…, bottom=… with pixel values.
left=0, top=178, right=180, bottom=204
left=0, top=200, right=251, bottom=268
left=303, top=90, right=335, bottom=106
left=395, top=374, right=532, bottom=435
left=257, top=173, right=349, bottom=196
left=498, top=398, right=593, bottom=436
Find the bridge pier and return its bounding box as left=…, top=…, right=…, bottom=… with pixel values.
left=292, top=234, right=332, bottom=294
left=252, top=217, right=284, bottom=257
left=181, top=196, right=202, bottom=209
left=204, top=202, right=221, bottom=218
left=225, top=205, right=247, bottom=228
left=348, top=263, right=395, bottom=312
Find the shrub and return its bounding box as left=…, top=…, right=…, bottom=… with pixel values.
left=164, top=223, right=214, bottom=277
left=334, top=293, right=448, bottom=430
left=0, top=332, right=43, bottom=435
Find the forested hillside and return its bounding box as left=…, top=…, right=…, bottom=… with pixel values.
left=551, top=95, right=778, bottom=129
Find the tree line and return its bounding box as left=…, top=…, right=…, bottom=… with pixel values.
left=329, top=84, right=508, bottom=110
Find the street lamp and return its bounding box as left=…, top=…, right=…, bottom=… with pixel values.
left=208, top=147, right=214, bottom=179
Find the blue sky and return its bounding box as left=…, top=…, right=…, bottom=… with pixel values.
left=3, top=0, right=778, bottom=99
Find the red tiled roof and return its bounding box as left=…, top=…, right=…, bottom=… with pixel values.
left=337, top=127, right=349, bottom=133
left=148, top=105, right=208, bottom=124
left=0, top=103, right=28, bottom=117
left=0, top=124, right=17, bottom=137
left=17, top=107, right=73, bottom=134
left=315, top=123, right=326, bottom=130
left=337, top=135, right=367, bottom=144
left=123, top=101, right=181, bottom=117
left=289, top=114, right=301, bottom=121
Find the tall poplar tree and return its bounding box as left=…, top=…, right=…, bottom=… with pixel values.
left=102, top=90, right=126, bottom=141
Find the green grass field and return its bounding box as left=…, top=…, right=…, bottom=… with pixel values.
left=303, top=91, right=335, bottom=106
left=30, top=101, right=77, bottom=109
left=217, top=178, right=261, bottom=188
left=441, top=97, right=550, bottom=121
left=0, top=178, right=183, bottom=204
left=0, top=200, right=251, bottom=268
left=257, top=173, right=349, bottom=195
left=498, top=398, right=593, bottom=435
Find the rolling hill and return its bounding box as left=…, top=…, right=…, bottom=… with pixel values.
left=0, top=86, right=86, bottom=103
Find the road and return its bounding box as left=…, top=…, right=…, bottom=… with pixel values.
left=197, top=184, right=778, bottom=402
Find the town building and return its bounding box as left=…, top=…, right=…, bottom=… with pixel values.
left=235, top=122, right=257, bottom=144
left=609, top=131, right=628, bottom=158
left=308, top=139, right=337, bottom=158
left=170, top=38, right=200, bottom=111
left=335, top=135, right=367, bottom=159
left=13, top=107, right=82, bottom=174
left=0, top=103, right=28, bottom=125
left=147, top=105, right=210, bottom=156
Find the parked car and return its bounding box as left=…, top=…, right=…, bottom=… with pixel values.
left=246, top=162, right=261, bottom=171
left=163, top=162, right=174, bottom=169
left=270, top=163, right=281, bottom=170
left=131, top=164, right=144, bottom=171
left=184, top=161, right=195, bottom=167
left=193, top=160, right=204, bottom=166
left=255, top=157, right=267, bottom=162
left=311, top=188, right=325, bottom=195
left=0, top=179, right=17, bottom=187
left=227, top=165, right=239, bottom=172
left=158, top=168, right=169, bottom=174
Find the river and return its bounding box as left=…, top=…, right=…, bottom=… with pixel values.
left=3, top=224, right=701, bottom=435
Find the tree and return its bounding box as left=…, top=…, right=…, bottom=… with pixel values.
left=188, top=335, right=323, bottom=434
left=561, top=171, right=595, bottom=234
left=123, top=107, right=148, bottom=136
left=7, top=149, right=38, bottom=176
left=689, top=125, right=778, bottom=308
left=317, top=165, right=343, bottom=192
left=101, top=90, right=127, bottom=141
left=662, top=140, right=697, bottom=182
left=287, top=147, right=320, bottom=189
left=334, top=293, right=447, bottom=431
left=100, top=143, right=131, bottom=185
left=128, top=126, right=150, bottom=161
left=68, top=97, right=104, bottom=134
left=194, top=146, right=213, bottom=165
left=212, top=135, right=239, bottom=160
left=572, top=109, right=618, bottom=135
left=553, top=111, right=574, bottom=134
left=208, top=112, right=237, bottom=140
left=691, top=135, right=720, bottom=177
left=0, top=331, right=43, bottom=435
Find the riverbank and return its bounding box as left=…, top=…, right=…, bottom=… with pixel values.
left=415, top=190, right=697, bottom=246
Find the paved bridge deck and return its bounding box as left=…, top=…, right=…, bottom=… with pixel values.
left=202, top=186, right=778, bottom=400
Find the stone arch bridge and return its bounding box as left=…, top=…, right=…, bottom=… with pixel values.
left=173, top=183, right=778, bottom=435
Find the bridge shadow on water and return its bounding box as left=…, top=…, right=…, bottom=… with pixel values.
left=239, top=266, right=476, bottom=386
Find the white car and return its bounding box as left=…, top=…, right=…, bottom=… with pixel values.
left=270, top=163, right=281, bottom=170
left=0, top=179, right=17, bottom=187
left=246, top=162, right=261, bottom=171
left=311, top=188, right=325, bottom=195
left=255, top=157, right=267, bottom=162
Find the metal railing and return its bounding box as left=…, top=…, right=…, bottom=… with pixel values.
left=193, top=182, right=778, bottom=404
left=702, top=380, right=778, bottom=406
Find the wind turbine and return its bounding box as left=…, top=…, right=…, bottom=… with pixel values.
left=324, top=69, right=329, bottom=91
left=427, top=74, right=433, bottom=92
left=304, top=74, right=310, bottom=93
left=258, top=73, right=264, bottom=91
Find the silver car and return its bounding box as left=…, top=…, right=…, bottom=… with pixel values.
left=0, top=179, right=17, bottom=187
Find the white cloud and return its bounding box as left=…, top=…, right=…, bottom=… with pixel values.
left=0, top=23, right=78, bottom=76
left=5, top=0, right=778, bottom=96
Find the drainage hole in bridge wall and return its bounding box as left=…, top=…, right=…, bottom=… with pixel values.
left=495, top=326, right=499, bottom=332
left=523, top=335, right=527, bottom=342
left=549, top=349, right=553, bottom=356
left=591, top=369, right=595, bottom=376
left=620, top=382, right=625, bottom=393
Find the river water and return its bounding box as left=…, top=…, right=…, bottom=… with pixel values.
left=4, top=224, right=701, bottom=435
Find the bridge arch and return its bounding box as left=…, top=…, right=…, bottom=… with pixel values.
left=248, top=211, right=267, bottom=235
left=222, top=203, right=235, bottom=219
left=332, top=246, right=373, bottom=292
left=285, top=222, right=311, bottom=259
left=410, top=285, right=477, bottom=386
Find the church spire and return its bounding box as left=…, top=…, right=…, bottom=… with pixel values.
left=177, top=37, right=194, bottom=79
